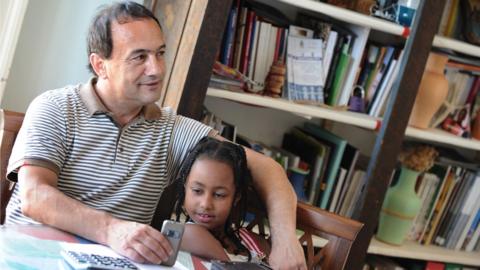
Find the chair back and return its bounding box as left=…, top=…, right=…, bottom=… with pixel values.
left=0, top=109, right=25, bottom=224
left=296, top=201, right=363, bottom=270
left=245, top=192, right=363, bottom=270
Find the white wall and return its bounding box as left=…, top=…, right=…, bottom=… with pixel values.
left=0, top=0, right=7, bottom=34
left=1, top=0, right=120, bottom=112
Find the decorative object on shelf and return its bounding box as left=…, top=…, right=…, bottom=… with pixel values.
left=376, top=145, right=438, bottom=245
left=354, top=0, right=377, bottom=15
left=396, top=0, right=419, bottom=27
left=288, top=167, right=309, bottom=202
left=264, top=60, right=286, bottom=98
left=441, top=104, right=472, bottom=138
left=370, top=0, right=397, bottom=22
left=408, top=52, right=449, bottom=129
left=348, top=85, right=366, bottom=113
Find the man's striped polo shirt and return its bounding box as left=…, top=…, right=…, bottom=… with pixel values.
left=6, top=78, right=214, bottom=225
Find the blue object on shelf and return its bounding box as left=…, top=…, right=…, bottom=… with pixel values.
left=288, top=167, right=309, bottom=202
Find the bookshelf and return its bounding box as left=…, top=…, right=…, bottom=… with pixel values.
left=178, top=0, right=480, bottom=268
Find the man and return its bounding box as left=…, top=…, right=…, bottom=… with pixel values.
left=6, top=2, right=306, bottom=269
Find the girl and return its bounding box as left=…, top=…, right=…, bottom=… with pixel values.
left=174, top=137, right=270, bottom=262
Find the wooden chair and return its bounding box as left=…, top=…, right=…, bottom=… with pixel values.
left=246, top=192, right=364, bottom=270
left=0, top=109, right=25, bottom=224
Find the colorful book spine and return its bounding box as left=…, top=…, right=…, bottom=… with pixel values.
left=220, top=4, right=239, bottom=66
left=240, top=11, right=255, bottom=74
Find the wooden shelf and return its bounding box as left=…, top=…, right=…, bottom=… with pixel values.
left=207, top=88, right=380, bottom=130
left=207, top=88, right=480, bottom=151
left=433, top=35, right=480, bottom=58
left=368, top=237, right=480, bottom=267
left=275, top=0, right=407, bottom=36
left=405, top=127, right=480, bottom=151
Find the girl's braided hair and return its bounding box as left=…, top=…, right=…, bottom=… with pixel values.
left=174, top=137, right=253, bottom=259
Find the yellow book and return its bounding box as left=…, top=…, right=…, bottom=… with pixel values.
left=422, top=168, right=457, bottom=245
left=445, top=0, right=460, bottom=37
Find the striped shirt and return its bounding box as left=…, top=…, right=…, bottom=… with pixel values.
left=6, top=78, right=214, bottom=225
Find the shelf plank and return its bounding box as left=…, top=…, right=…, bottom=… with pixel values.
left=368, top=237, right=480, bottom=266
left=405, top=126, right=480, bottom=151
left=208, top=88, right=480, bottom=151
left=433, top=35, right=480, bottom=58
left=207, top=88, right=380, bottom=130
left=275, top=0, right=407, bottom=36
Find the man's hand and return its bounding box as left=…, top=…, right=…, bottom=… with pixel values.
left=269, top=235, right=306, bottom=270
left=106, top=220, right=173, bottom=264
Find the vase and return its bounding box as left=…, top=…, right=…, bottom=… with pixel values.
left=376, top=166, right=422, bottom=245
left=408, top=52, right=449, bottom=129
left=288, top=167, right=309, bottom=202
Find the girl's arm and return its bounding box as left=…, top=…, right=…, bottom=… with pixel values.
left=180, top=224, right=230, bottom=261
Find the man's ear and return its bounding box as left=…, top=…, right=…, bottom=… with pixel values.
left=89, top=53, right=107, bottom=79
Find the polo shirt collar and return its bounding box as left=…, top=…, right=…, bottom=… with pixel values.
left=79, top=77, right=162, bottom=121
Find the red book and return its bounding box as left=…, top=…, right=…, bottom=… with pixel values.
left=273, top=27, right=282, bottom=63
left=425, top=261, right=445, bottom=270
left=240, top=11, right=255, bottom=74
left=466, top=76, right=480, bottom=105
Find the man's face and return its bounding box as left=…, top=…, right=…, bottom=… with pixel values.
left=103, top=18, right=166, bottom=106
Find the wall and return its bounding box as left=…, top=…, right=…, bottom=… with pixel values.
left=0, top=0, right=8, bottom=32
left=1, top=0, right=141, bottom=112
left=205, top=96, right=314, bottom=147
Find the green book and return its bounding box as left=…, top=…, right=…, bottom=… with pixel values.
left=445, top=263, right=462, bottom=270
left=327, top=41, right=351, bottom=106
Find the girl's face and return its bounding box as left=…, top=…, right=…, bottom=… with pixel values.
left=184, top=158, right=236, bottom=233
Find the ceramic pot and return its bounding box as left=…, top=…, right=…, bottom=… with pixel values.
left=408, top=52, right=449, bottom=129
left=376, top=166, right=422, bottom=245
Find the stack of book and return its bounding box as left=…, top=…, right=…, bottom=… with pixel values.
left=404, top=152, right=480, bottom=252
left=280, top=123, right=369, bottom=216
left=216, top=0, right=290, bottom=92
left=353, top=43, right=403, bottom=115
left=213, top=0, right=404, bottom=116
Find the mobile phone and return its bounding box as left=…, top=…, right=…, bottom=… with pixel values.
left=160, top=220, right=185, bottom=266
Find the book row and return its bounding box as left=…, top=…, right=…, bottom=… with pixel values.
left=214, top=0, right=404, bottom=117
left=407, top=158, right=480, bottom=253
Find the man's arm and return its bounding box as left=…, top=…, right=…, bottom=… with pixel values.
left=213, top=134, right=306, bottom=269
left=18, top=165, right=173, bottom=264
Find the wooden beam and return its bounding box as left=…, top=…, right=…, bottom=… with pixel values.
left=345, top=1, right=446, bottom=269
left=176, top=0, right=233, bottom=119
